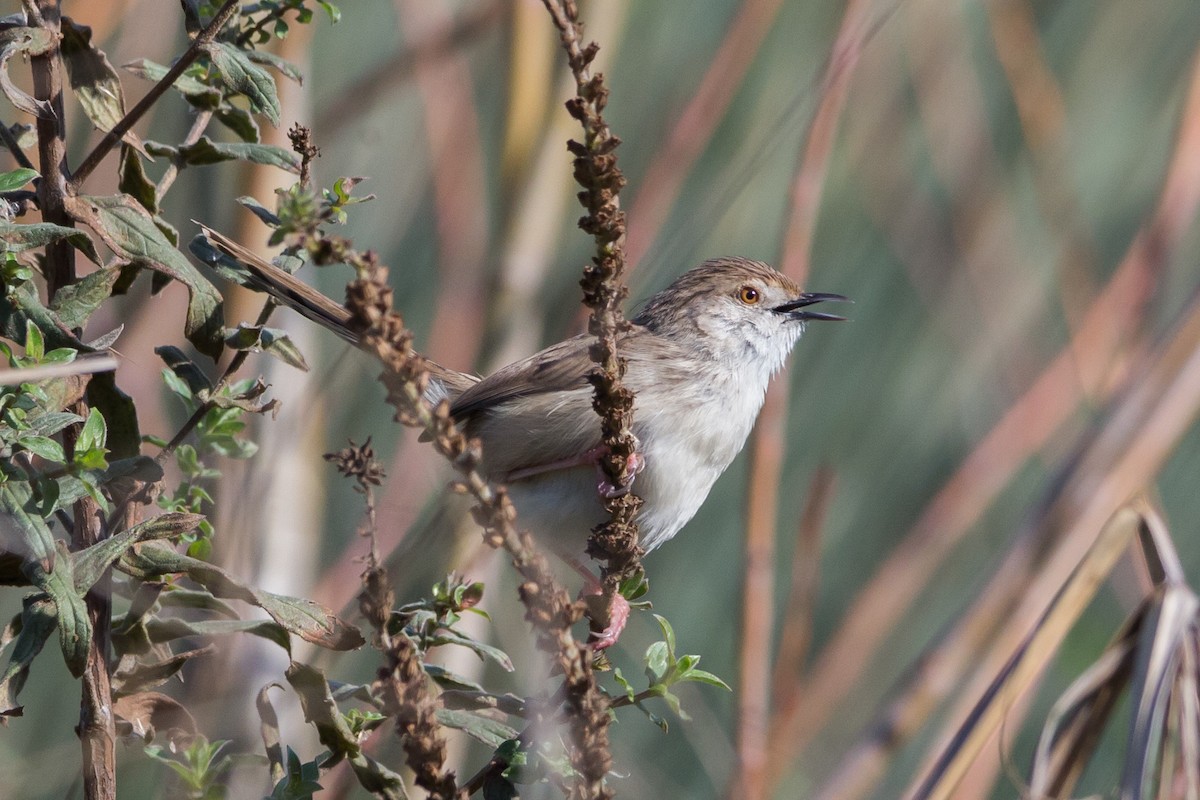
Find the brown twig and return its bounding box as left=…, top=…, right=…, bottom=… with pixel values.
left=70, top=0, right=241, bottom=188
left=153, top=108, right=214, bottom=203
left=29, top=2, right=115, bottom=797
left=330, top=440, right=459, bottom=799
left=540, top=0, right=642, bottom=600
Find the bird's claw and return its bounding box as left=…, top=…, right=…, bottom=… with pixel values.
left=590, top=446, right=644, bottom=499
left=582, top=586, right=631, bottom=650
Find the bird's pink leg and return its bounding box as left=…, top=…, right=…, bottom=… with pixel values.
left=559, top=552, right=632, bottom=650
left=500, top=443, right=645, bottom=499
left=581, top=581, right=631, bottom=651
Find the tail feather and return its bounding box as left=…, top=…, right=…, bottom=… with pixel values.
left=194, top=223, right=358, bottom=344
left=194, top=223, right=479, bottom=409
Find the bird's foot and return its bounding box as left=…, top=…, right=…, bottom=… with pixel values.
left=582, top=585, right=631, bottom=651
left=586, top=443, right=645, bottom=499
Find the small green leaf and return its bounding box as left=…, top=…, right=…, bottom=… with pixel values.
left=318, top=1, right=342, bottom=23
left=436, top=708, right=519, bottom=748
left=653, top=614, right=676, bottom=659
left=156, top=345, right=213, bottom=398
left=223, top=324, right=309, bottom=371
left=236, top=195, right=281, bottom=226
left=0, top=221, right=100, bottom=263
left=77, top=407, right=107, bottom=453
left=172, top=137, right=299, bottom=173
left=244, top=50, right=303, bottom=84
left=119, top=146, right=158, bottom=214
left=430, top=628, right=514, bottom=672
left=23, top=320, right=43, bottom=362
left=214, top=104, right=259, bottom=143
left=17, top=435, right=66, bottom=463
left=645, top=641, right=669, bottom=683
left=122, top=58, right=219, bottom=104
left=679, top=668, right=732, bottom=691
left=203, top=42, right=281, bottom=126
left=0, top=594, right=58, bottom=716
left=0, top=167, right=36, bottom=191
left=50, top=267, right=121, bottom=329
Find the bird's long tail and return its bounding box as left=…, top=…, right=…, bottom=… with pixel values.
left=192, top=223, right=478, bottom=404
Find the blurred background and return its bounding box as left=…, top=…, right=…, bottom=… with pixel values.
left=4, top=0, right=1200, bottom=797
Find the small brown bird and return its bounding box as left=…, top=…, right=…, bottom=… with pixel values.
left=196, top=226, right=847, bottom=643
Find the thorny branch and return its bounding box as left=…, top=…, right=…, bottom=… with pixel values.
left=539, top=0, right=643, bottom=595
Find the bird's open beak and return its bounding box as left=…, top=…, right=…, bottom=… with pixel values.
left=772, top=292, right=850, bottom=322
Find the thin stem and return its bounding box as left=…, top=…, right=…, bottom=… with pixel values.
left=154, top=108, right=213, bottom=203
left=70, top=0, right=240, bottom=189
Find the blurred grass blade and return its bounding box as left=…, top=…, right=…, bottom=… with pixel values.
left=906, top=502, right=1145, bottom=800
left=1029, top=616, right=1140, bottom=797
left=1122, top=584, right=1199, bottom=799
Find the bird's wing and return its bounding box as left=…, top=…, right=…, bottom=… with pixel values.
left=451, top=334, right=603, bottom=477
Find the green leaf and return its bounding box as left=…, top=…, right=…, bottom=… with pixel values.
left=22, top=542, right=90, bottom=677
left=119, top=544, right=364, bottom=651
left=236, top=195, right=281, bottom=226
left=244, top=50, right=303, bottom=84
left=172, top=137, right=299, bottom=173
left=50, top=266, right=121, bottom=329
left=436, top=708, right=519, bottom=748
left=430, top=627, right=514, bottom=671
left=268, top=747, right=325, bottom=800
left=284, top=663, right=408, bottom=798
left=72, top=512, right=204, bottom=594
left=203, top=42, right=281, bottom=126
left=119, top=146, right=159, bottom=214
left=144, top=617, right=292, bottom=651
left=60, top=18, right=144, bottom=154
left=653, top=614, right=677, bottom=659
left=612, top=667, right=636, bottom=701
left=156, top=345, right=213, bottom=398
left=0, top=167, right=36, bottom=192
left=224, top=324, right=309, bottom=371
left=318, top=2, right=342, bottom=23
left=66, top=194, right=224, bottom=358
left=122, top=58, right=219, bottom=105
left=23, top=320, right=43, bottom=362
left=0, top=28, right=56, bottom=116
left=0, top=594, right=57, bottom=717
left=213, top=104, right=259, bottom=143
left=645, top=641, right=669, bottom=683
left=0, top=221, right=101, bottom=263
left=77, top=407, right=107, bottom=453
left=679, top=668, right=732, bottom=691
left=24, top=410, right=82, bottom=438
left=0, top=482, right=55, bottom=564
left=51, top=455, right=162, bottom=514
left=16, top=435, right=65, bottom=463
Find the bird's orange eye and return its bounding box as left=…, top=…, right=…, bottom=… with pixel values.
left=738, top=285, right=760, bottom=305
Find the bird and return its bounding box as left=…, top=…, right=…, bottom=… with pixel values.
left=194, top=226, right=847, bottom=642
